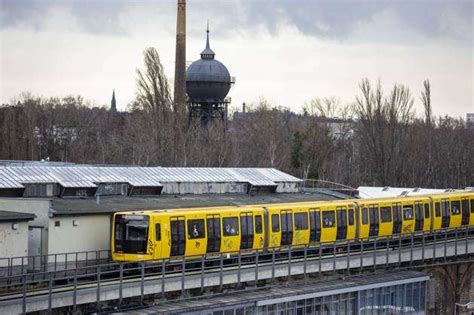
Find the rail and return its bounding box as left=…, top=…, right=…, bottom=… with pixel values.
left=0, top=250, right=111, bottom=278
left=0, top=226, right=472, bottom=314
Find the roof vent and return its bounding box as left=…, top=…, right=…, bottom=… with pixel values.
left=400, top=191, right=409, bottom=196
left=382, top=186, right=390, bottom=191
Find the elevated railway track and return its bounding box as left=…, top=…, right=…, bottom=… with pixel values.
left=0, top=227, right=473, bottom=314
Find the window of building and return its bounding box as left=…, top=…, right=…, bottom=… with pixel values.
left=348, top=209, right=355, bottom=226
left=403, top=206, right=414, bottom=220
left=155, top=223, right=161, bottom=241
left=55, top=221, right=60, bottom=227
left=322, top=211, right=335, bottom=228
left=187, top=219, right=205, bottom=239
left=424, top=204, right=430, bottom=219
left=435, top=202, right=441, bottom=217
left=255, top=215, right=263, bottom=234
left=380, top=207, right=392, bottom=222
left=362, top=208, right=368, bottom=224
left=451, top=200, right=461, bottom=214
left=223, top=217, right=239, bottom=236
left=271, top=214, right=280, bottom=232
left=294, top=213, right=308, bottom=230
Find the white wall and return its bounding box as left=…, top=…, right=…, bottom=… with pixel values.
left=0, top=198, right=51, bottom=257
left=0, top=221, right=29, bottom=266
left=47, top=214, right=111, bottom=262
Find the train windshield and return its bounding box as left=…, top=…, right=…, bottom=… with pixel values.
left=114, top=214, right=150, bottom=254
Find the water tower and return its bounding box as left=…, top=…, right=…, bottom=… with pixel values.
left=186, top=25, right=235, bottom=126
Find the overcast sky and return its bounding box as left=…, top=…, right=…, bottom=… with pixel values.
left=0, top=0, right=472, bottom=117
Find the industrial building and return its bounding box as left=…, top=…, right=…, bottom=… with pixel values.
left=0, top=164, right=336, bottom=262
left=0, top=211, right=35, bottom=266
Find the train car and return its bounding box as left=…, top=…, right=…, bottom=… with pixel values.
left=430, top=191, right=473, bottom=230
left=112, top=206, right=266, bottom=262
left=356, top=195, right=432, bottom=239
left=111, top=191, right=474, bottom=262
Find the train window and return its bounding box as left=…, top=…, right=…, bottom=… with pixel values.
left=115, top=222, right=123, bottom=240
left=362, top=208, right=368, bottom=224
left=348, top=209, right=354, bottom=226
left=187, top=219, right=205, bottom=239
left=223, top=217, right=239, bottom=236
left=380, top=207, right=392, bottom=223
left=294, top=213, right=308, bottom=230
left=471, top=200, right=474, bottom=213
left=403, top=206, right=414, bottom=220
left=271, top=214, right=280, bottom=232
left=126, top=222, right=148, bottom=241
left=322, top=211, right=335, bottom=228
left=435, top=202, right=441, bottom=217
left=451, top=200, right=461, bottom=214
left=155, top=223, right=161, bottom=241
left=424, top=204, right=430, bottom=219
left=255, top=215, right=263, bottom=233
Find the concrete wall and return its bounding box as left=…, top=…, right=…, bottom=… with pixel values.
left=47, top=214, right=111, bottom=261
left=0, top=198, right=51, bottom=258
left=0, top=221, right=29, bottom=266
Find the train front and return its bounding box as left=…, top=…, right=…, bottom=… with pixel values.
left=112, top=213, right=154, bottom=262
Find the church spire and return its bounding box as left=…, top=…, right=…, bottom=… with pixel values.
left=111, top=90, right=117, bottom=112
left=200, top=22, right=215, bottom=60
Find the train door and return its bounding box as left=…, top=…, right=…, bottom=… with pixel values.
left=206, top=214, right=221, bottom=253
left=336, top=208, right=347, bottom=240
left=470, top=198, right=474, bottom=225
left=414, top=202, right=424, bottom=232
left=293, top=211, right=309, bottom=246
left=392, top=203, right=402, bottom=234
left=170, top=216, right=186, bottom=256
left=423, top=203, right=431, bottom=231
left=461, top=198, right=469, bottom=226
left=269, top=212, right=281, bottom=248
left=441, top=199, right=450, bottom=229
left=152, top=219, right=162, bottom=259
left=359, top=206, right=370, bottom=239
left=379, top=206, right=392, bottom=237
left=240, top=212, right=254, bottom=250
left=321, top=210, right=337, bottom=242
left=309, top=209, right=321, bottom=243
left=347, top=207, right=356, bottom=240
left=401, top=204, right=415, bottom=234
left=450, top=199, right=462, bottom=228
left=254, top=213, right=265, bottom=249
left=368, top=206, right=379, bottom=237
left=433, top=201, right=442, bottom=230
left=280, top=210, right=293, bottom=246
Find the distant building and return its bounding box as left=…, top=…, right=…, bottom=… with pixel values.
left=467, top=113, right=474, bottom=128
left=111, top=90, right=117, bottom=112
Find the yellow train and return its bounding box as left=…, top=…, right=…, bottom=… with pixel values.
left=112, top=192, right=474, bottom=262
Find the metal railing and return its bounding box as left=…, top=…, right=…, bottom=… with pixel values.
left=0, top=250, right=111, bottom=278
left=0, top=227, right=472, bottom=314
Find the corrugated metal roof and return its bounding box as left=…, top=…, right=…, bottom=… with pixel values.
left=0, top=166, right=301, bottom=190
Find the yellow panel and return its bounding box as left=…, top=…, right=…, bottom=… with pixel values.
left=185, top=213, right=207, bottom=257
left=293, top=210, right=310, bottom=246
left=221, top=213, right=241, bottom=253
left=320, top=208, right=337, bottom=243
left=268, top=209, right=281, bottom=248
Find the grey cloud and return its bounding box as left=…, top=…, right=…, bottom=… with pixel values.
left=1, top=0, right=472, bottom=42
